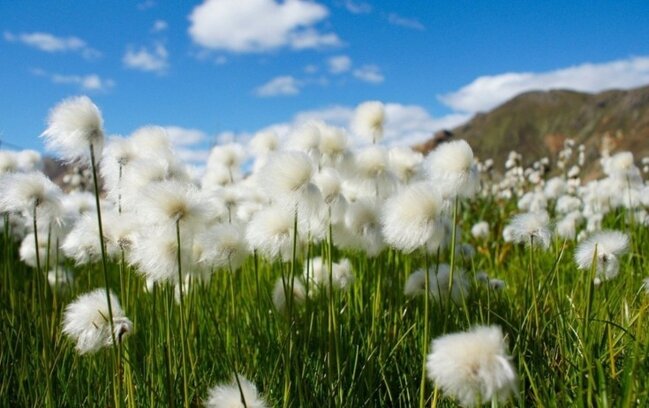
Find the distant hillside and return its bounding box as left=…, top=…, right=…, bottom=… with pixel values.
left=416, top=85, right=649, bottom=175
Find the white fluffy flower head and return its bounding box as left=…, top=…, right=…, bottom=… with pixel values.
left=42, top=96, right=104, bottom=163
left=574, top=230, right=629, bottom=281
left=205, top=374, right=268, bottom=408
left=427, top=325, right=517, bottom=407
left=62, top=288, right=132, bottom=354
left=425, top=140, right=479, bottom=198
left=506, top=211, right=551, bottom=249
left=382, top=182, right=443, bottom=253
left=352, top=101, right=385, bottom=143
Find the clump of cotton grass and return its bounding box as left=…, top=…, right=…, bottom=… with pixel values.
left=304, top=257, right=354, bottom=291
left=246, top=205, right=296, bottom=262
left=574, top=230, right=629, bottom=283
left=139, top=180, right=208, bottom=231
left=0, top=151, right=18, bottom=174
left=272, top=276, right=306, bottom=313
left=381, top=182, right=444, bottom=253
left=197, top=223, right=249, bottom=271
left=205, top=374, right=268, bottom=408
left=404, top=264, right=469, bottom=304
left=470, top=221, right=489, bottom=240
left=353, top=145, right=397, bottom=198
left=388, top=146, right=423, bottom=183
left=41, top=96, right=104, bottom=163
left=250, top=130, right=279, bottom=157
left=258, top=151, right=314, bottom=206
left=19, top=232, right=54, bottom=268
left=318, top=125, right=348, bottom=166
left=425, top=139, right=479, bottom=199
left=62, top=213, right=109, bottom=265
left=62, top=288, right=132, bottom=355
left=129, top=226, right=193, bottom=283
left=426, top=325, right=517, bottom=407
left=47, top=267, right=74, bottom=289
left=352, top=101, right=385, bottom=144
left=0, top=172, right=62, bottom=224
left=506, top=211, right=551, bottom=249
left=338, top=198, right=384, bottom=256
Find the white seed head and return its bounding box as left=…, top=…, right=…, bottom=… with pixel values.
left=381, top=182, right=443, bottom=253
left=42, top=96, right=104, bottom=163
left=352, top=101, right=385, bottom=143
left=62, top=288, right=132, bottom=354
left=426, top=325, right=517, bottom=407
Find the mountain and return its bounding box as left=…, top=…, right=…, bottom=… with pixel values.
left=416, top=85, right=649, bottom=175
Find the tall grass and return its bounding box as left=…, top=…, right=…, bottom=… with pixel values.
left=2, top=200, right=649, bottom=406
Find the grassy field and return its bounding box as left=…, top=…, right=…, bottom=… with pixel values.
left=2, top=196, right=649, bottom=407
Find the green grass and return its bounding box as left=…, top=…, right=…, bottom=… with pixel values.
left=2, top=200, right=649, bottom=407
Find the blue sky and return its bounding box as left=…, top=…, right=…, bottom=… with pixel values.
left=2, top=0, right=649, bottom=162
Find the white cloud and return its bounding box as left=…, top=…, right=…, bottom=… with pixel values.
left=387, top=13, right=425, bottom=31
left=340, top=0, right=372, bottom=14
left=4, top=31, right=100, bottom=59
left=123, top=43, right=169, bottom=73
left=255, top=76, right=301, bottom=97
left=304, top=64, right=318, bottom=74
left=188, top=0, right=341, bottom=53
left=328, top=55, right=352, bottom=74
left=31, top=68, right=114, bottom=91
left=353, top=65, right=384, bottom=83
left=439, top=56, right=649, bottom=113
left=137, top=0, right=156, bottom=10
left=151, top=20, right=168, bottom=33
left=163, top=126, right=207, bottom=146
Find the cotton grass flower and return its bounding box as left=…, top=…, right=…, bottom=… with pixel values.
left=352, top=101, right=385, bottom=143
left=404, top=264, right=469, bottom=303
left=425, top=140, right=479, bottom=199
left=246, top=205, right=296, bottom=261
left=197, top=222, right=249, bottom=270
left=258, top=151, right=314, bottom=205
left=0, top=172, right=62, bottom=223
left=48, top=267, right=74, bottom=289
left=62, top=288, right=132, bottom=354
left=272, top=276, right=306, bottom=313
left=471, top=221, right=489, bottom=239
left=41, top=96, right=104, bottom=163
left=140, top=180, right=207, bottom=231
left=0, top=151, right=18, bottom=174
left=19, top=232, right=54, bottom=268
left=426, top=325, right=517, bottom=407
left=205, top=374, right=268, bottom=408
left=381, top=182, right=443, bottom=253
left=506, top=211, right=551, bottom=249
left=304, top=257, right=354, bottom=291
left=574, top=230, right=629, bottom=282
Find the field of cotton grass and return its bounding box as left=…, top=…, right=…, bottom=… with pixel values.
left=2, top=96, right=649, bottom=407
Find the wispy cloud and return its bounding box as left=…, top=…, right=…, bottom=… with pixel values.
left=4, top=31, right=101, bottom=59
left=387, top=13, right=425, bottom=31
left=340, top=0, right=372, bottom=14
left=151, top=20, right=168, bottom=33
left=328, top=55, right=352, bottom=74
left=162, top=126, right=211, bottom=162
left=123, top=43, right=169, bottom=74
left=439, top=56, right=649, bottom=113
left=353, top=65, right=384, bottom=83
left=31, top=68, right=114, bottom=91
left=188, top=0, right=340, bottom=53
left=255, top=76, right=301, bottom=97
